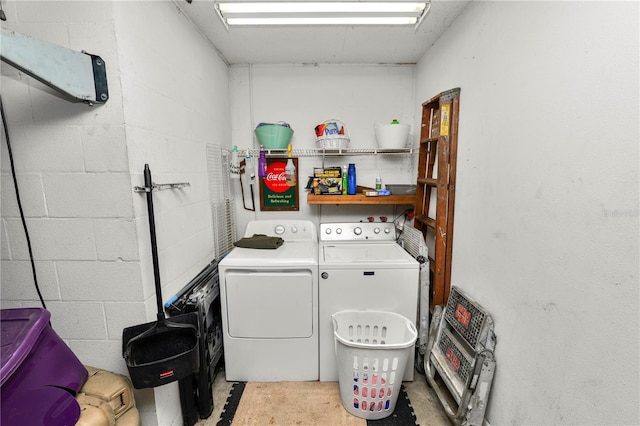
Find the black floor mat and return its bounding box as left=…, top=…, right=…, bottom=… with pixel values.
left=216, top=381, right=245, bottom=426
left=367, top=385, right=418, bottom=426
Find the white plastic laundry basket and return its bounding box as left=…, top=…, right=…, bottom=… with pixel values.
left=332, top=310, right=417, bottom=420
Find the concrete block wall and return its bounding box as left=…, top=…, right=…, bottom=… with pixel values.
left=0, top=1, right=134, bottom=382
left=113, top=1, right=229, bottom=315
left=113, top=4, right=230, bottom=422
left=1, top=1, right=231, bottom=425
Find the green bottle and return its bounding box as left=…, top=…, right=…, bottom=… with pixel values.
left=341, top=165, right=347, bottom=195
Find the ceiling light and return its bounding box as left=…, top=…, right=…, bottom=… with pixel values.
left=215, top=1, right=430, bottom=28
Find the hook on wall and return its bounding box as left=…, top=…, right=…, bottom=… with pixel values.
left=133, top=182, right=191, bottom=193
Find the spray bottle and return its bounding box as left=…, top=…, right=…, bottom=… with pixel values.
left=230, top=145, right=240, bottom=179
left=245, top=149, right=255, bottom=183
left=285, top=144, right=296, bottom=187
left=258, top=145, right=267, bottom=178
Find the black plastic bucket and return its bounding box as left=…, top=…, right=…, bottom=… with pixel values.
left=123, top=312, right=199, bottom=389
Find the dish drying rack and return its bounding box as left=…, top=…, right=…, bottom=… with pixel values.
left=400, top=226, right=430, bottom=372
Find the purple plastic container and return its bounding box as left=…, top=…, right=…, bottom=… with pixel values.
left=1, top=308, right=88, bottom=426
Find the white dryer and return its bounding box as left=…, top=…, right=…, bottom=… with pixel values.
left=318, top=222, right=419, bottom=382
left=219, top=220, right=318, bottom=381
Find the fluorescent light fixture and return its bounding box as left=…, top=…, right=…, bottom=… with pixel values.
left=215, top=1, right=430, bottom=28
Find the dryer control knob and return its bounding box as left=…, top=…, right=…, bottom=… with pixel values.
left=374, top=227, right=380, bottom=234
left=384, top=227, right=392, bottom=234
left=275, top=225, right=285, bottom=235
left=336, top=228, right=342, bottom=234
left=321, top=272, right=329, bottom=279
left=354, top=227, right=362, bottom=235
left=291, top=226, right=298, bottom=233
left=325, top=228, right=332, bottom=234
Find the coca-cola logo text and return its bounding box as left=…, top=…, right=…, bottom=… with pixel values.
left=266, top=172, right=286, bottom=182
left=264, top=162, right=289, bottom=193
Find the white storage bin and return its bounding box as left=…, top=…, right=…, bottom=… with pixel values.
left=374, top=123, right=411, bottom=149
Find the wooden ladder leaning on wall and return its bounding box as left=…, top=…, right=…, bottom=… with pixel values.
left=413, top=88, right=461, bottom=312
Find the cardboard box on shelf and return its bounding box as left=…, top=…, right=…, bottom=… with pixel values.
left=313, top=167, right=342, bottom=195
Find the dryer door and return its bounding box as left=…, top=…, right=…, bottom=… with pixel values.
left=225, top=270, right=313, bottom=338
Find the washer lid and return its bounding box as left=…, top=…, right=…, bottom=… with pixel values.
left=321, top=242, right=417, bottom=265
left=220, top=241, right=318, bottom=267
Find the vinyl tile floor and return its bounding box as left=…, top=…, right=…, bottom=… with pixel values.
left=195, top=364, right=452, bottom=426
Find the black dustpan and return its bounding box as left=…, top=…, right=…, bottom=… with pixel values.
left=122, top=164, right=199, bottom=389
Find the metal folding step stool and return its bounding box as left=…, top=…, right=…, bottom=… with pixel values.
left=425, top=286, right=497, bottom=425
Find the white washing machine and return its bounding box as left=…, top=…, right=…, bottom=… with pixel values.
left=318, top=222, right=419, bottom=382
left=219, top=220, right=318, bottom=381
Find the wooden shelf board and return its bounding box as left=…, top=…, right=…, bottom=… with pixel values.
left=307, top=193, right=415, bottom=205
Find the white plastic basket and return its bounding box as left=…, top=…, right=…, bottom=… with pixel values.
left=316, top=137, right=350, bottom=149
left=315, top=119, right=350, bottom=149
left=332, top=310, right=417, bottom=420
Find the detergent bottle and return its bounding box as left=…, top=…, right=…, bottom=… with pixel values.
left=341, top=165, right=348, bottom=195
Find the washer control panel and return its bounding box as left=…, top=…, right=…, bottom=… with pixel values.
left=320, top=222, right=396, bottom=242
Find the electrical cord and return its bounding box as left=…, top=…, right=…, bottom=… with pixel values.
left=393, top=207, right=414, bottom=223
left=393, top=207, right=414, bottom=242
left=0, top=96, right=47, bottom=310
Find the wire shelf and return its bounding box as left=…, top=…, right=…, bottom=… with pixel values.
left=238, top=147, right=417, bottom=157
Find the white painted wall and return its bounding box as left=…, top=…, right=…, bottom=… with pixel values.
left=229, top=64, right=418, bottom=235
left=1, top=1, right=230, bottom=425
left=415, top=1, right=639, bottom=424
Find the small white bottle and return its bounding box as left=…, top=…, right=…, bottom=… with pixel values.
left=375, top=174, right=382, bottom=190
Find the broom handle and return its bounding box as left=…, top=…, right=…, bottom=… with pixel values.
left=144, top=164, right=165, bottom=319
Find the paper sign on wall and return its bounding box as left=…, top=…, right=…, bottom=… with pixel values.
left=440, top=104, right=450, bottom=136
